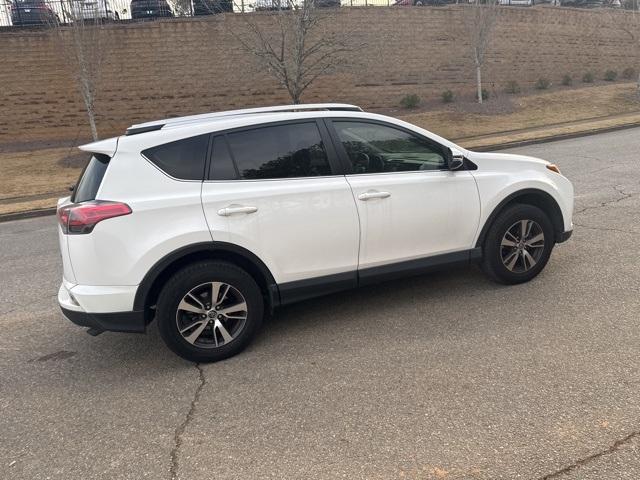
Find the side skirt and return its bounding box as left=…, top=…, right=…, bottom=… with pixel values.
left=278, top=248, right=482, bottom=306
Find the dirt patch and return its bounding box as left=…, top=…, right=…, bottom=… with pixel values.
left=399, top=82, right=640, bottom=140
left=447, top=96, right=517, bottom=116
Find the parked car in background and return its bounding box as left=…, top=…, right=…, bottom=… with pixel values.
left=130, top=0, right=172, bottom=19
left=499, top=0, right=534, bottom=5
left=57, top=103, right=573, bottom=363
left=70, top=0, right=119, bottom=21
left=10, top=0, right=58, bottom=25
left=254, top=0, right=339, bottom=9
left=393, top=0, right=455, bottom=6
left=561, top=0, right=603, bottom=6
left=192, top=0, right=232, bottom=15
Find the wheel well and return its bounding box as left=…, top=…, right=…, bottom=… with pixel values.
left=476, top=190, right=564, bottom=248
left=136, top=245, right=277, bottom=324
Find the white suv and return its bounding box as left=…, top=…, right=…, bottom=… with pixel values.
left=57, top=104, right=573, bottom=362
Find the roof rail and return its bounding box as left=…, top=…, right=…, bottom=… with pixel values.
left=125, top=103, right=363, bottom=136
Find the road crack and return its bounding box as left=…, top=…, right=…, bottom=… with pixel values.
left=575, top=185, right=636, bottom=216
left=573, top=222, right=639, bottom=235
left=539, top=430, right=640, bottom=479
left=169, top=363, right=206, bottom=480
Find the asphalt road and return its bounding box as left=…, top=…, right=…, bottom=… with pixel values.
left=1, top=128, right=639, bottom=480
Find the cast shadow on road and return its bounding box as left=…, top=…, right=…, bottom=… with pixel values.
left=45, top=263, right=525, bottom=374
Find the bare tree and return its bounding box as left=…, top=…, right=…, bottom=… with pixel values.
left=232, top=0, right=358, bottom=104
left=617, top=10, right=640, bottom=96
left=463, top=1, right=500, bottom=104
left=51, top=4, right=107, bottom=141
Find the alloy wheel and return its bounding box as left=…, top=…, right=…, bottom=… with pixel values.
left=500, top=219, right=545, bottom=273
left=175, top=282, right=248, bottom=349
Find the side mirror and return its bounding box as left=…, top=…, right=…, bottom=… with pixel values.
left=446, top=147, right=465, bottom=171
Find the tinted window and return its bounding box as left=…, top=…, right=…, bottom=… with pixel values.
left=73, top=154, right=110, bottom=203
left=333, top=121, right=446, bottom=174
left=209, top=136, right=237, bottom=180
left=227, top=123, right=331, bottom=180
left=143, top=134, right=208, bottom=180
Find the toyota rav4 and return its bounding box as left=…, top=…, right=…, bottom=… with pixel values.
left=57, top=104, right=574, bottom=362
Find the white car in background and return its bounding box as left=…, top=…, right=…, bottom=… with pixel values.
left=70, top=0, right=119, bottom=20
left=57, top=103, right=574, bottom=363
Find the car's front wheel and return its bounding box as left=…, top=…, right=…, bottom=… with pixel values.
left=481, top=204, right=554, bottom=285
left=156, top=261, right=264, bottom=362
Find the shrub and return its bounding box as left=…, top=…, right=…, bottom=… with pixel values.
left=561, top=74, right=573, bottom=86
left=535, top=77, right=551, bottom=90
left=441, top=90, right=454, bottom=103
left=582, top=72, right=594, bottom=83
left=400, top=94, right=420, bottom=109
left=505, top=80, right=521, bottom=94
left=622, top=67, right=637, bottom=80
left=604, top=70, right=618, bottom=81
left=477, top=88, right=489, bottom=101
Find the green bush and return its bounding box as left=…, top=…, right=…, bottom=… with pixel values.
left=561, top=74, right=573, bottom=86
left=505, top=80, right=521, bottom=94
left=441, top=90, right=454, bottom=103
left=477, top=88, right=489, bottom=101
left=604, top=70, right=618, bottom=81
left=400, top=94, right=420, bottom=109
left=582, top=72, right=594, bottom=83
left=622, top=67, right=637, bottom=80
left=535, top=78, right=551, bottom=90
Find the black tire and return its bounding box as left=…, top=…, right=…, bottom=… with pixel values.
left=156, top=261, right=264, bottom=362
left=481, top=204, right=554, bottom=285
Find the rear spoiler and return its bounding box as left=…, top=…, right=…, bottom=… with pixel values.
left=78, top=137, right=119, bottom=157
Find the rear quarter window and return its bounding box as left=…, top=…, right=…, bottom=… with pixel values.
left=142, top=134, right=209, bottom=181
left=73, top=153, right=110, bottom=203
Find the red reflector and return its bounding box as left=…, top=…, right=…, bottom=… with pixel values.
left=57, top=201, right=131, bottom=234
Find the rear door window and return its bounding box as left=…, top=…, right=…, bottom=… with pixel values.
left=226, top=122, right=332, bottom=180
left=72, top=153, right=110, bottom=203
left=143, top=134, right=209, bottom=180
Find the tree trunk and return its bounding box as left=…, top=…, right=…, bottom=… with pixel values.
left=86, top=103, right=98, bottom=141
left=476, top=64, right=483, bottom=104
left=637, top=70, right=640, bottom=98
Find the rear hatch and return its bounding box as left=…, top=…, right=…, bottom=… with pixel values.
left=58, top=138, right=118, bottom=284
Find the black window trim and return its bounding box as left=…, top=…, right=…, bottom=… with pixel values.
left=323, top=117, right=452, bottom=176
left=71, top=152, right=111, bottom=203
left=204, top=119, right=345, bottom=182
left=141, top=133, right=213, bottom=183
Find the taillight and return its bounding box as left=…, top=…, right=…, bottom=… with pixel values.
left=57, top=201, right=132, bottom=234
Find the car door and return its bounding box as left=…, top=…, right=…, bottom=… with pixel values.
left=201, top=120, right=360, bottom=301
left=327, top=119, right=481, bottom=280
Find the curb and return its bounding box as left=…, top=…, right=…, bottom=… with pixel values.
left=0, top=207, right=57, bottom=223
left=461, top=120, right=640, bottom=152
left=1, top=120, right=639, bottom=224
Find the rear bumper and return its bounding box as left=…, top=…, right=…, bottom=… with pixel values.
left=58, top=281, right=145, bottom=333
left=557, top=229, right=573, bottom=243
left=61, top=307, right=146, bottom=333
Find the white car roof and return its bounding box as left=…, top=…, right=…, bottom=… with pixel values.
left=80, top=103, right=460, bottom=154
left=125, top=103, right=363, bottom=135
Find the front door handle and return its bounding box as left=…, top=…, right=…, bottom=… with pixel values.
left=358, top=191, right=391, bottom=201
left=217, top=205, right=258, bottom=216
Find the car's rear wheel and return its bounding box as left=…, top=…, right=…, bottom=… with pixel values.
left=481, top=204, right=554, bottom=285
left=156, top=261, right=264, bottom=362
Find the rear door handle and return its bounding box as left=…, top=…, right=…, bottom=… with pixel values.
left=358, top=191, right=391, bottom=201
left=217, top=205, right=258, bottom=216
